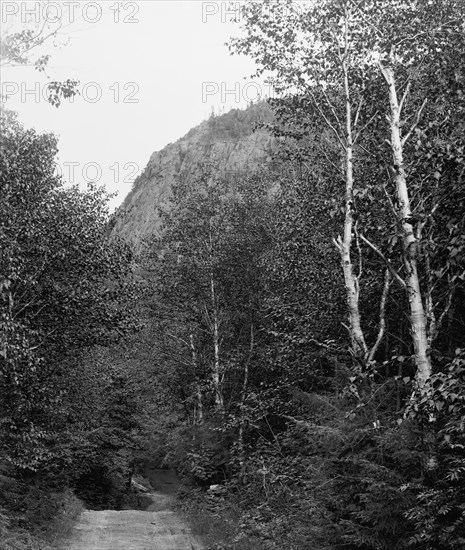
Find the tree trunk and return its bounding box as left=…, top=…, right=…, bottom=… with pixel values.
left=189, top=333, right=203, bottom=425
left=210, top=273, right=224, bottom=412
left=238, top=325, right=253, bottom=481
left=379, top=64, right=432, bottom=387
left=339, top=5, right=368, bottom=362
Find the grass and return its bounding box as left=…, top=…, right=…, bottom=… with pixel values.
left=43, top=490, right=84, bottom=548
left=0, top=490, right=84, bottom=550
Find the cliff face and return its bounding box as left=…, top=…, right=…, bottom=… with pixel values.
left=112, top=103, right=276, bottom=250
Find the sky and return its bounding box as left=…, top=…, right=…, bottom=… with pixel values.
left=1, top=1, right=265, bottom=209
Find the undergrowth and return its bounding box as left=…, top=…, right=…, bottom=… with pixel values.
left=177, top=487, right=269, bottom=550
left=0, top=489, right=83, bottom=550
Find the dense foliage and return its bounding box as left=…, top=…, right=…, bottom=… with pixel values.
left=0, top=109, right=141, bottom=546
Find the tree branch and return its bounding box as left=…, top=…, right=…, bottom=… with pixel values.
left=307, top=87, right=347, bottom=152
left=354, top=221, right=363, bottom=280
left=434, top=284, right=455, bottom=343
left=320, top=87, right=345, bottom=136
left=399, top=81, right=411, bottom=114
left=28, top=329, right=56, bottom=351
left=368, top=269, right=391, bottom=363
left=360, top=234, right=407, bottom=288
left=402, top=98, right=428, bottom=146
left=353, top=95, right=364, bottom=129
left=383, top=181, right=397, bottom=217
left=354, top=110, right=379, bottom=144
left=165, top=332, right=190, bottom=348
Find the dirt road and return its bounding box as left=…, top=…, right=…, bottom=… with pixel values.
left=60, top=470, right=203, bottom=550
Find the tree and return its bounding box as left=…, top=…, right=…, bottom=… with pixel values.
left=141, top=167, right=274, bottom=482
left=148, top=170, right=271, bottom=416
left=230, top=0, right=465, bottom=387
left=0, top=108, right=136, bottom=473
left=365, top=1, right=465, bottom=387
left=152, top=173, right=230, bottom=414
left=1, top=11, right=78, bottom=106
left=230, top=0, right=391, bottom=366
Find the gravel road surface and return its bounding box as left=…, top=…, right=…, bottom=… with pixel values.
left=60, top=470, right=203, bottom=550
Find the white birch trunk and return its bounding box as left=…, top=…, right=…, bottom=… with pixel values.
left=189, top=333, right=203, bottom=425
left=379, top=64, right=432, bottom=387
left=210, top=273, right=224, bottom=412
left=338, top=5, right=368, bottom=361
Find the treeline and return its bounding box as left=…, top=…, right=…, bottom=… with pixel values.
left=140, top=1, right=465, bottom=549
left=0, top=109, right=143, bottom=549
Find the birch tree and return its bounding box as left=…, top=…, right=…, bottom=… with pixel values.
left=230, top=0, right=386, bottom=365
left=231, top=0, right=465, bottom=386
left=153, top=176, right=226, bottom=414
left=353, top=0, right=465, bottom=386
left=152, top=169, right=272, bottom=427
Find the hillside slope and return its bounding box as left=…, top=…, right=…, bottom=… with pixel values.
left=111, top=103, right=276, bottom=250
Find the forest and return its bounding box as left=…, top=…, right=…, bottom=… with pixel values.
left=1, top=1, right=465, bottom=549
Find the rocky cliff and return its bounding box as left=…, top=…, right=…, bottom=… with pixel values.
left=111, top=103, right=276, bottom=250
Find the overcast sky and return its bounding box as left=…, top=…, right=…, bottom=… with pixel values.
left=1, top=1, right=264, bottom=208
